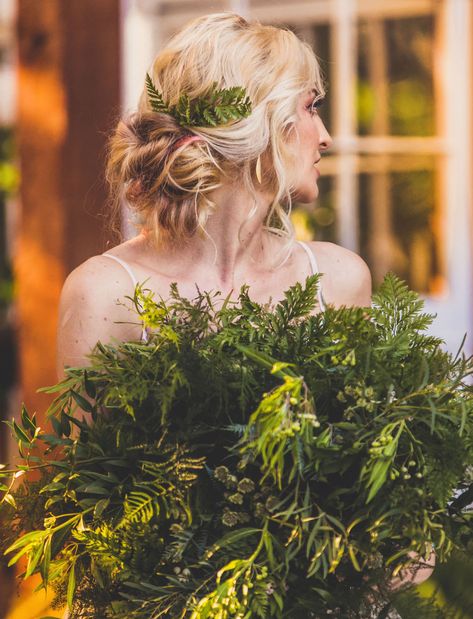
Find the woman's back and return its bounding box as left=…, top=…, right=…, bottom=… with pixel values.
left=56, top=232, right=371, bottom=377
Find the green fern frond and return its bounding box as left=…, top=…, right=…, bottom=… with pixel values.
left=145, top=75, right=252, bottom=127
left=121, top=491, right=156, bottom=525
left=145, top=73, right=168, bottom=114
left=272, top=274, right=321, bottom=329
left=372, top=272, right=434, bottom=337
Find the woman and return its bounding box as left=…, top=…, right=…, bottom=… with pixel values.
left=55, top=11, right=434, bottom=607
left=56, top=11, right=371, bottom=377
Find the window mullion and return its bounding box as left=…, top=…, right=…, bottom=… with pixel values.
left=332, top=0, right=359, bottom=252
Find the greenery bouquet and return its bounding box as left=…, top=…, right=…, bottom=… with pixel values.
left=1, top=274, right=472, bottom=618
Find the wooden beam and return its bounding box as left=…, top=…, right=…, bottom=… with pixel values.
left=8, top=0, right=120, bottom=611
left=15, top=0, right=120, bottom=455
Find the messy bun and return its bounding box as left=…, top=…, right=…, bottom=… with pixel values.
left=105, top=11, right=325, bottom=256
left=106, top=112, right=222, bottom=247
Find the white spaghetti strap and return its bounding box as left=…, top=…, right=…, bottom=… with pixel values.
left=297, top=241, right=326, bottom=311
left=297, top=241, right=319, bottom=276
left=102, top=253, right=138, bottom=287
left=102, top=253, right=149, bottom=342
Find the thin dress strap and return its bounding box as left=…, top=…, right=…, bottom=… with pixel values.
left=297, top=241, right=326, bottom=311
left=102, top=253, right=149, bottom=342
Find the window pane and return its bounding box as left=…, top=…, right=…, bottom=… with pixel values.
left=313, top=23, right=331, bottom=130
left=357, top=15, right=436, bottom=136
left=289, top=23, right=332, bottom=129
left=358, top=155, right=444, bottom=294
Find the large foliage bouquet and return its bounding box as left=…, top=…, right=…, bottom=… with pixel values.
left=1, top=274, right=472, bottom=618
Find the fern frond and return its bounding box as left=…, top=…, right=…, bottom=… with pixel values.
left=145, top=73, right=168, bottom=114
left=372, top=273, right=435, bottom=338
left=121, top=491, right=156, bottom=525
left=272, top=274, right=321, bottom=329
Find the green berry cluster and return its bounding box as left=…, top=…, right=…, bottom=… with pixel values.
left=390, top=459, right=425, bottom=482
left=368, top=434, right=394, bottom=456
left=214, top=466, right=278, bottom=527
left=337, top=382, right=377, bottom=415
left=330, top=348, right=356, bottom=366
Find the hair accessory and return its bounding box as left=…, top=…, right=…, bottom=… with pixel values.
left=145, top=73, right=252, bottom=127
left=127, top=177, right=144, bottom=201
left=171, top=134, right=205, bottom=151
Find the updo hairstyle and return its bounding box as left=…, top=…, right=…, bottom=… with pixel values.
left=105, top=12, right=326, bottom=256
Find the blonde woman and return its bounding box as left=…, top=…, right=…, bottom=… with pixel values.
left=56, top=11, right=433, bottom=606
left=56, top=11, right=371, bottom=375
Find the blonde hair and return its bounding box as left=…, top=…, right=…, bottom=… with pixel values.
left=105, top=12, right=325, bottom=262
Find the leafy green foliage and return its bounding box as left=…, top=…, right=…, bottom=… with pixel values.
left=1, top=272, right=473, bottom=618
left=146, top=73, right=252, bottom=127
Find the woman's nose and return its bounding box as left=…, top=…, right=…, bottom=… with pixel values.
left=318, top=118, right=333, bottom=152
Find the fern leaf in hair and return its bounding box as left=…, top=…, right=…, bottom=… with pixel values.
left=145, top=74, right=252, bottom=127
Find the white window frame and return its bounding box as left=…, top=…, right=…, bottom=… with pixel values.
left=328, top=0, right=473, bottom=355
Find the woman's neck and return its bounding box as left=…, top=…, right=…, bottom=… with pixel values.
left=144, top=184, right=278, bottom=289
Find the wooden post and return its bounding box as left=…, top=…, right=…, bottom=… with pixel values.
left=15, top=0, right=120, bottom=418
left=5, top=2, right=120, bottom=613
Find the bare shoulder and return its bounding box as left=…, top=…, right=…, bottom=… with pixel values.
left=307, top=241, right=372, bottom=308
left=56, top=254, right=143, bottom=378
left=59, top=254, right=135, bottom=315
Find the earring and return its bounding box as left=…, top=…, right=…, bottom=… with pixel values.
left=255, top=155, right=262, bottom=184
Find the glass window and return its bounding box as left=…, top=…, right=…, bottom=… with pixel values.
left=357, top=155, right=444, bottom=294
left=357, top=15, right=436, bottom=137
left=289, top=9, right=444, bottom=294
